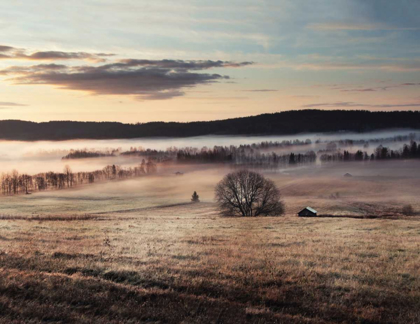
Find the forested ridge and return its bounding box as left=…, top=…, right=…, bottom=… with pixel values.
left=1, top=110, right=420, bottom=140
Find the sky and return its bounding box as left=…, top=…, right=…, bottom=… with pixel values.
left=0, top=0, right=419, bottom=123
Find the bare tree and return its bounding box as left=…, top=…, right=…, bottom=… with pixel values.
left=11, top=170, right=19, bottom=194
left=20, top=174, right=32, bottom=194
left=146, top=158, right=157, bottom=174
left=215, top=170, right=284, bottom=216
left=64, top=165, right=72, bottom=187
left=140, top=159, right=146, bottom=174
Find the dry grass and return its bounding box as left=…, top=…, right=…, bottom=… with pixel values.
left=0, top=214, right=100, bottom=221
left=0, top=161, right=419, bottom=323
left=0, top=202, right=419, bottom=323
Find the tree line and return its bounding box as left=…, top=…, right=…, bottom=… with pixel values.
left=0, top=159, right=157, bottom=196
left=61, top=134, right=418, bottom=167
left=63, top=139, right=313, bottom=160
left=175, top=141, right=419, bottom=166
left=62, top=149, right=119, bottom=159
left=320, top=133, right=416, bottom=150
left=175, top=146, right=317, bottom=167
left=320, top=141, right=420, bottom=162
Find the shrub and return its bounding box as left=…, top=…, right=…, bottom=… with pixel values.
left=402, top=204, right=414, bottom=216
left=191, top=191, right=200, bottom=203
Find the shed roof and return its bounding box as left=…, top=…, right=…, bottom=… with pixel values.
left=299, top=206, right=317, bottom=214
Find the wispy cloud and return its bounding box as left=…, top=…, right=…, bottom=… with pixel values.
left=291, top=61, right=420, bottom=72
left=0, top=45, right=114, bottom=62
left=307, top=22, right=419, bottom=31
left=116, top=59, right=252, bottom=70
left=340, top=88, right=377, bottom=92
left=240, top=89, right=277, bottom=92
left=401, top=82, right=420, bottom=86
left=303, top=101, right=420, bottom=108
left=0, top=101, right=27, bottom=107
left=292, top=95, right=320, bottom=98
left=186, top=96, right=248, bottom=101
left=337, top=82, right=420, bottom=92
left=269, top=53, right=420, bottom=72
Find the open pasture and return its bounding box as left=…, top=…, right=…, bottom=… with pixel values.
left=0, top=160, right=419, bottom=323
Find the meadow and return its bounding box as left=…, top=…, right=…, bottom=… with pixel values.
left=0, top=160, right=419, bottom=323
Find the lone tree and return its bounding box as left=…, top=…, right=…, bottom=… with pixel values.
left=215, top=170, right=284, bottom=216
left=191, top=191, right=200, bottom=202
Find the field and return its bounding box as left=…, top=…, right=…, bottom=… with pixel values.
left=0, top=161, right=419, bottom=323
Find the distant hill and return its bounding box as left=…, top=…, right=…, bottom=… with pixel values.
left=1, top=110, right=420, bottom=141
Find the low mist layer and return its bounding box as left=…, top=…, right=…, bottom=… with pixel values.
left=0, top=129, right=418, bottom=174
left=1, top=160, right=419, bottom=218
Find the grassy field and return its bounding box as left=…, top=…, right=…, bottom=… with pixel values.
left=0, top=161, right=419, bottom=323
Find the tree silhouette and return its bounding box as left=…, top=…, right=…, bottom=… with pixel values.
left=64, top=165, right=72, bottom=187
left=215, top=170, right=284, bottom=217
left=191, top=191, right=200, bottom=202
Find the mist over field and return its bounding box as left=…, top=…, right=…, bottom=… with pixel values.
left=1, top=160, right=419, bottom=216
left=0, top=128, right=418, bottom=174
left=2, top=1, right=420, bottom=322
left=1, top=132, right=419, bottom=323
left=0, top=129, right=419, bottom=218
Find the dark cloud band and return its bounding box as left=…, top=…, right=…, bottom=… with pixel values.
left=1, top=59, right=252, bottom=100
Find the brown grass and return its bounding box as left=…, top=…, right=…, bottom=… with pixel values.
left=0, top=214, right=100, bottom=221
left=0, top=201, right=419, bottom=323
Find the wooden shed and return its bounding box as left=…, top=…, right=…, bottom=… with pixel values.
left=298, top=207, right=317, bottom=217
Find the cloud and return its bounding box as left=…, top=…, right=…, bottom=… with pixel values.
left=117, top=59, right=253, bottom=70
left=0, top=101, right=27, bottom=107
left=307, top=22, right=419, bottom=31
left=25, top=51, right=114, bottom=62
left=273, top=54, right=420, bottom=72
left=292, top=95, right=319, bottom=98
left=186, top=96, right=248, bottom=101
left=0, top=45, right=114, bottom=62
left=240, top=89, right=277, bottom=92
left=401, top=83, right=420, bottom=86
left=0, top=64, right=68, bottom=75
left=1, top=59, right=252, bottom=100
left=0, top=45, right=14, bottom=53
left=291, top=61, right=420, bottom=72
left=340, top=88, right=378, bottom=92
left=302, top=102, right=363, bottom=108
left=302, top=101, right=420, bottom=109
left=136, top=90, right=185, bottom=100
left=337, top=82, right=420, bottom=92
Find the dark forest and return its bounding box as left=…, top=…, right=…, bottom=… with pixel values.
left=1, top=110, right=420, bottom=141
